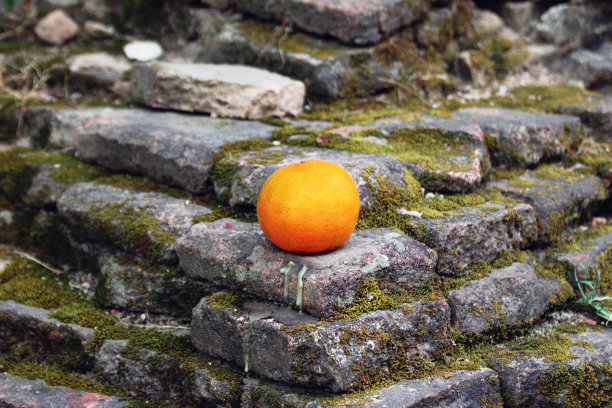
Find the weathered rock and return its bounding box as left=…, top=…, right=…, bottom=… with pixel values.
left=97, top=255, right=216, bottom=317
left=233, top=0, right=434, bottom=45
left=489, top=169, right=608, bottom=243
left=131, top=61, right=305, bottom=119
left=0, top=373, right=127, bottom=408
left=554, top=231, right=612, bottom=276
left=501, top=1, right=535, bottom=34
left=34, top=9, right=80, bottom=45
left=494, top=327, right=612, bottom=408
left=0, top=300, right=93, bottom=361
left=471, top=9, right=504, bottom=36
left=95, top=339, right=241, bottom=406
left=68, top=52, right=131, bottom=87
left=454, top=50, right=494, bottom=87
left=57, top=182, right=212, bottom=263
left=177, top=220, right=437, bottom=317
left=562, top=43, right=612, bottom=90
left=559, top=96, right=612, bottom=142
left=406, top=202, right=537, bottom=276
left=192, top=295, right=450, bottom=392
left=25, top=165, right=71, bottom=208
left=241, top=368, right=502, bottom=407
left=454, top=107, right=581, bottom=168
left=17, top=107, right=274, bottom=193
left=212, top=145, right=408, bottom=209
left=416, top=8, right=454, bottom=50
left=449, top=259, right=565, bottom=334
left=536, top=3, right=612, bottom=48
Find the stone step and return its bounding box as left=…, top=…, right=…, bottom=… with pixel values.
left=191, top=293, right=450, bottom=392
left=454, top=107, right=581, bottom=168
left=57, top=182, right=212, bottom=264
left=559, top=95, right=612, bottom=142
left=448, top=258, right=571, bottom=334
left=488, top=166, right=608, bottom=243
left=131, top=61, right=306, bottom=119
left=177, top=219, right=437, bottom=318
left=20, top=107, right=275, bottom=193
left=0, top=374, right=128, bottom=408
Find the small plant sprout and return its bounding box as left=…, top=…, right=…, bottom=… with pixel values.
left=573, top=255, right=611, bottom=325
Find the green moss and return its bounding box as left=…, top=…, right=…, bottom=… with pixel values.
left=23, top=151, right=106, bottom=184
left=330, top=280, right=413, bottom=321
left=534, top=261, right=575, bottom=307
left=595, top=247, right=611, bottom=296
left=530, top=164, right=586, bottom=182
left=93, top=174, right=190, bottom=199
left=540, top=363, right=612, bottom=407
left=0, top=147, right=36, bottom=203
left=552, top=224, right=612, bottom=254
left=258, top=117, right=291, bottom=127
left=50, top=306, right=119, bottom=329
left=206, top=292, right=244, bottom=312
left=448, top=250, right=529, bottom=289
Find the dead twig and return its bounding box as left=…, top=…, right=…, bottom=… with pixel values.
left=15, top=250, right=64, bottom=275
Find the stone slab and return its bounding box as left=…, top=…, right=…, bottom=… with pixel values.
left=57, top=182, right=212, bottom=263
left=454, top=107, right=581, bottom=168
left=559, top=95, right=612, bottom=142
left=68, top=52, right=132, bottom=86
left=449, top=260, right=564, bottom=334
left=489, top=170, right=608, bottom=243
left=233, top=0, right=434, bottom=45
left=406, top=202, right=537, bottom=276
left=131, top=61, right=305, bottom=119
left=95, top=339, right=241, bottom=407
left=177, top=220, right=437, bottom=318
left=554, top=231, right=612, bottom=277
left=19, top=107, right=275, bottom=193
left=191, top=295, right=450, bottom=392
left=0, top=373, right=127, bottom=408
left=212, top=145, right=409, bottom=209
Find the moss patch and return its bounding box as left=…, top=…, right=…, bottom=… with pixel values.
left=540, top=363, right=612, bottom=408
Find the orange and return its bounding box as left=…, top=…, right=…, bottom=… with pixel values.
left=256, top=159, right=360, bottom=254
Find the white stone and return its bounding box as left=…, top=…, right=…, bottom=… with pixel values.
left=123, top=41, right=163, bottom=61
left=34, top=10, right=80, bottom=45
left=68, top=52, right=131, bottom=83
left=131, top=61, right=306, bottom=119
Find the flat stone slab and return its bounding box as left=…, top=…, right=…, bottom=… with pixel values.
left=562, top=42, right=612, bottom=89
left=97, top=254, right=216, bottom=317
left=19, top=107, right=275, bottom=193
left=488, top=169, right=608, bottom=242
left=212, top=145, right=408, bottom=209
left=554, top=230, right=612, bottom=276
left=68, top=52, right=132, bottom=86
left=131, top=61, right=305, bottom=119
left=454, top=107, right=581, bottom=168
left=57, top=182, right=212, bottom=263
left=406, top=202, right=537, bottom=276
left=449, top=260, right=564, bottom=334
left=241, top=368, right=502, bottom=407
left=0, top=373, right=127, bottom=408
left=95, top=339, right=241, bottom=406
left=177, top=220, right=437, bottom=317
left=192, top=295, right=450, bottom=392
left=559, top=95, right=612, bottom=142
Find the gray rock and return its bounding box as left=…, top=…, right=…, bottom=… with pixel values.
left=559, top=95, right=612, bottom=142
left=97, top=255, right=216, bottom=317
left=57, top=182, right=212, bottom=263
left=25, top=165, right=71, bottom=208
left=554, top=231, right=612, bottom=276
left=454, top=107, right=581, bottom=168
left=563, top=43, right=612, bottom=90
left=131, top=61, right=305, bottom=119
left=68, top=52, right=131, bottom=86
left=212, top=145, right=409, bottom=209
left=449, top=260, right=563, bottom=334
left=177, top=220, right=437, bottom=317
left=34, top=9, right=80, bottom=45
left=536, top=3, right=612, bottom=48
left=488, top=170, right=608, bottom=243
left=501, top=1, right=535, bottom=34
left=407, top=202, right=537, bottom=276
left=494, top=328, right=612, bottom=407
left=455, top=50, right=493, bottom=87
left=0, top=373, right=127, bottom=408
left=192, top=295, right=450, bottom=392
left=233, top=0, right=434, bottom=45
left=416, top=8, right=454, bottom=49
left=95, top=339, right=241, bottom=406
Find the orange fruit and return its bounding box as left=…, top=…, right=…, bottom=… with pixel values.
left=256, top=159, right=360, bottom=254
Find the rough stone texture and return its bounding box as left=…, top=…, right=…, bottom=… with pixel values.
left=97, top=255, right=216, bottom=317
left=454, top=107, right=581, bottom=168
left=95, top=339, right=240, bottom=406
left=494, top=328, right=612, bottom=408
left=406, top=202, right=537, bottom=276
left=449, top=260, right=563, bottom=334
left=57, top=182, right=212, bottom=263
left=416, top=8, right=454, bottom=49
left=559, top=96, right=612, bottom=142
left=34, top=9, right=80, bottom=45
left=192, top=295, right=450, bottom=392
left=177, top=220, right=437, bottom=317
left=131, top=61, right=306, bottom=119
left=233, top=0, right=434, bottom=45
left=536, top=3, right=612, bottom=48
left=25, top=164, right=71, bottom=208
left=68, top=52, right=132, bottom=86
left=0, top=373, right=127, bottom=408
left=454, top=50, right=492, bottom=87
left=489, top=171, right=608, bottom=243
left=18, top=107, right=274, bottom=193
left=562, top=43, right=612, bottom=90
left=0, top=300, right=93, bottom=358
left=212, top=145, right=409, bottom=209
left=554, top=231, right=612, bottom=276
left=501, top=1, right=534, bottom=34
